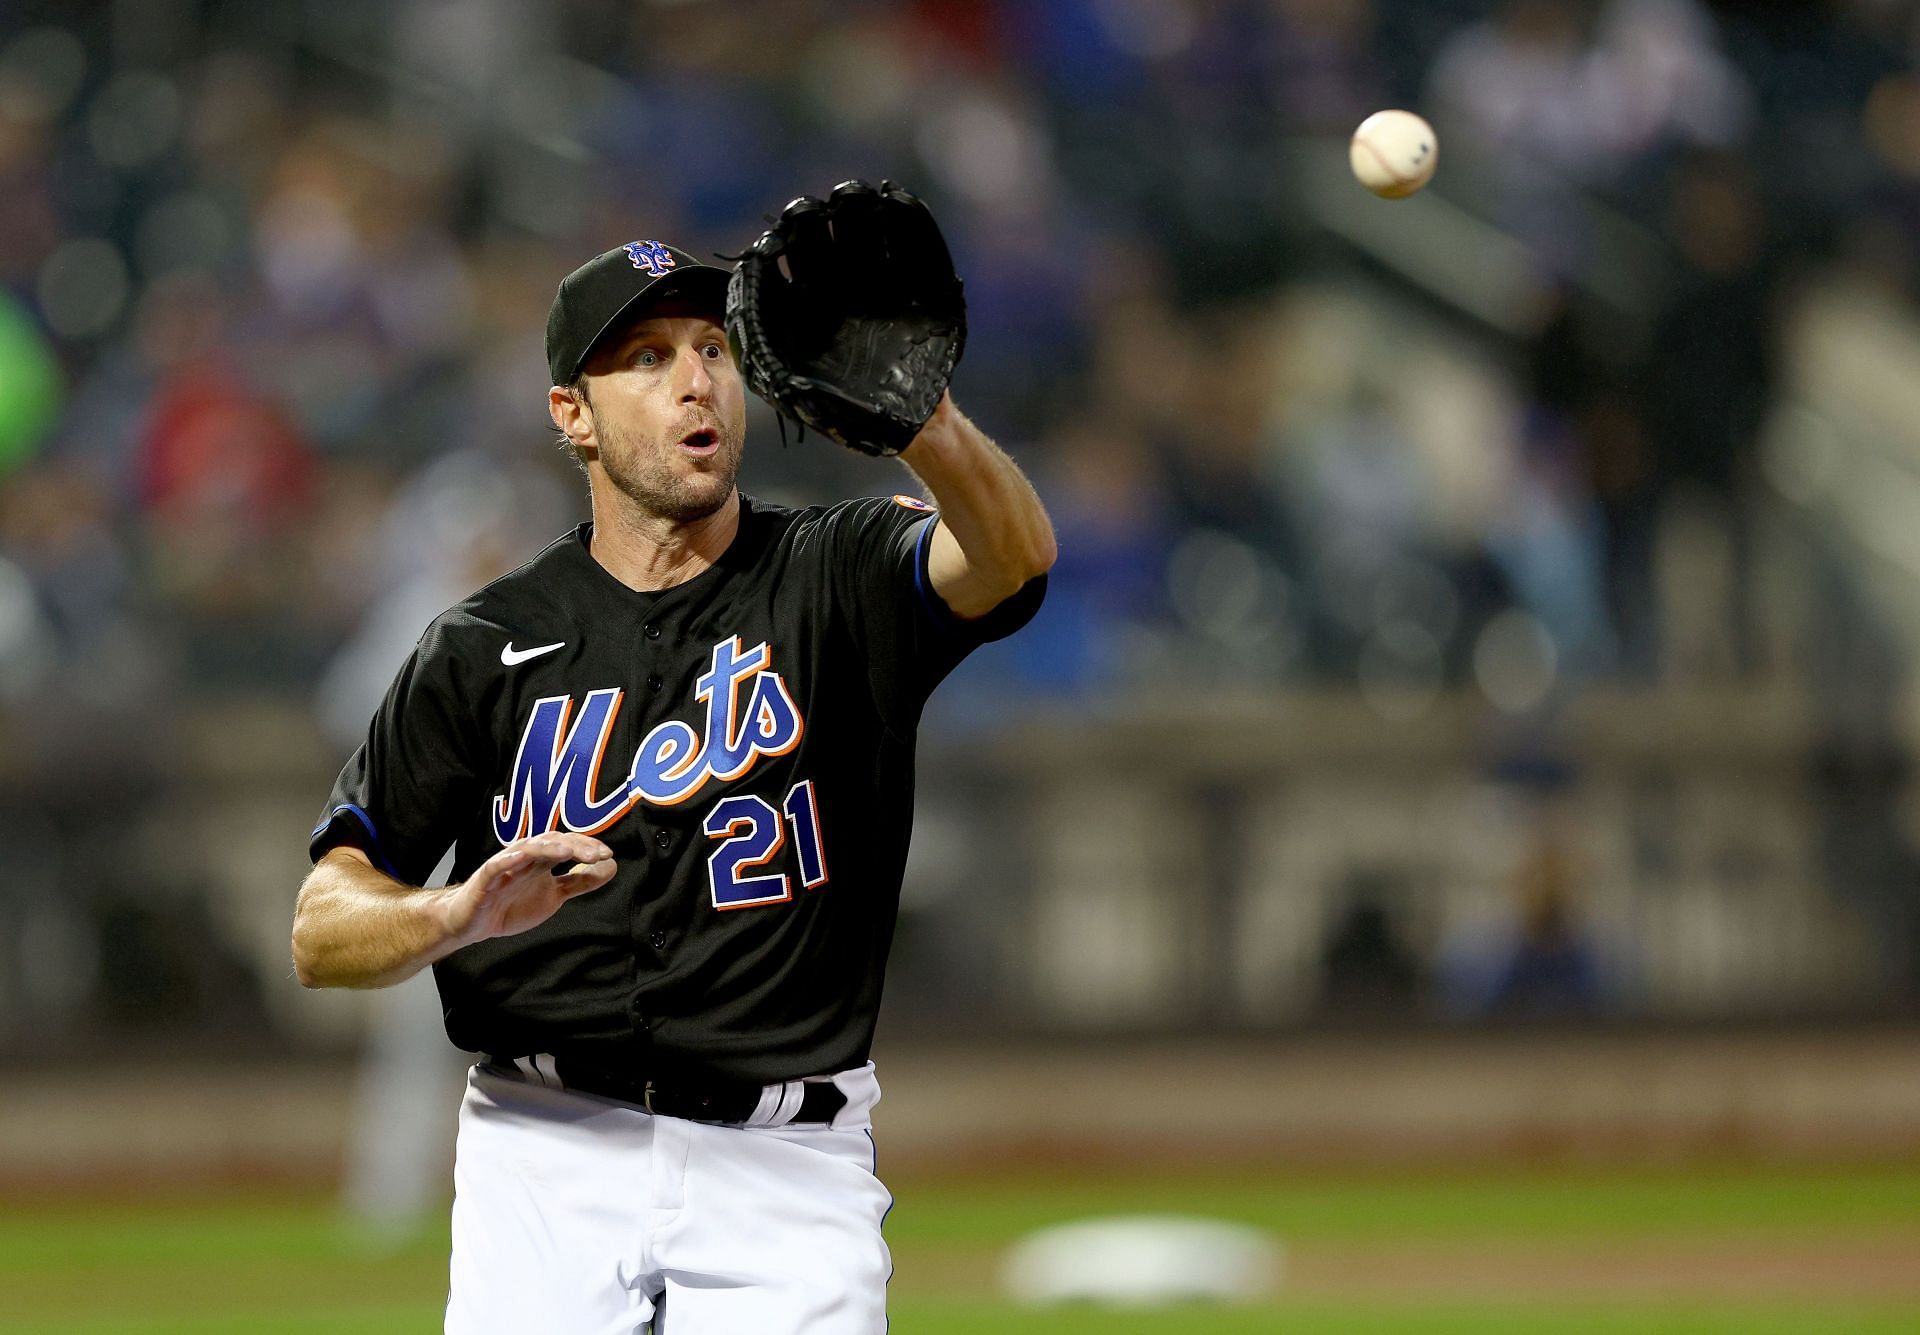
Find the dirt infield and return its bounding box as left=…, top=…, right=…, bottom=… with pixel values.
left=5, top=1028, right=1918, bottom=1189
left=871, top=1029, right=1920, bottom=1169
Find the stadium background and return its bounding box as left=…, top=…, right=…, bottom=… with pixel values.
left=1, top=0, right=1918, bottom=1330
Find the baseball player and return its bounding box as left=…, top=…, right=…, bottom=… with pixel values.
left=291, top=204, right=1054, bottom=1333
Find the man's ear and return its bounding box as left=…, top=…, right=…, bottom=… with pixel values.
left=548, top=384, right=593, bottom=448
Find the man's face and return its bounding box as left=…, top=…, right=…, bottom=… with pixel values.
left=558, top=303, right=747, bottom=524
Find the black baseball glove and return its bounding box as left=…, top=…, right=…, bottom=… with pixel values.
left=726, top=180, right=966, bottom=457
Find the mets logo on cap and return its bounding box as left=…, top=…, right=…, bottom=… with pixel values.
left=624, top=240, right=676, bottom=276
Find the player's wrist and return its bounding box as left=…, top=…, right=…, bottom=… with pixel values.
left=428, top=880, right=483, bottom=952
left=899, top=400, right=971, bottom=466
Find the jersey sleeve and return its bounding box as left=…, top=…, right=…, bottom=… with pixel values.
left=308, top=619, right=486, bottom=886
left=826, top=494, right=1047, bottom=729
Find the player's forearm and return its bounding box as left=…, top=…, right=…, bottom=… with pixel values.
left=291, top=853, right=462, bottom=990
left=900, top=398, right=1056, bottom=615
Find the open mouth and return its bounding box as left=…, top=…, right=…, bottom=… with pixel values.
left=679, top=427, right=719, bottom=456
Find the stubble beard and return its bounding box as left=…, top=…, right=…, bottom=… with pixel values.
left=596, top=412, right=744, bottom=525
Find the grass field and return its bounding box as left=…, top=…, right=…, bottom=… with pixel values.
left=5, top=1160, right=1918, bottom=1333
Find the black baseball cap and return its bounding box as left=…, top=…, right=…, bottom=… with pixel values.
left=545, top=240, right=731, bottom=386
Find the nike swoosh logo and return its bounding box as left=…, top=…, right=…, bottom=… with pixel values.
left=501, top=641, right=566, bottom=666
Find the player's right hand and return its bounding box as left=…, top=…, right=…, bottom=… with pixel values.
left=438, top=833, right=617, bottom=947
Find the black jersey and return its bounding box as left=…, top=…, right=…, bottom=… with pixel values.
left=309, top=492, right=1043, bottom=1083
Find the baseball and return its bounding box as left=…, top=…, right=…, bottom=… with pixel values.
left=1350, top=110, right=1438, bottom=198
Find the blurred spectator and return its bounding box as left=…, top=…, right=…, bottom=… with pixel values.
left=316, top=448, right=571, bottom=749
left=0, top=43, right=69, bottom=288
left=1316, top=871, right=1424, bottom=1021
left=93, top=890, right=271, bottom=1038
left=0, top=461, right=133, bottom=701
left=1010, top=413, right=1177, bottom=691
left=1441, top=822, right=1609, bottom=1019
left=0, top=290, right=60, bottom=469
left=1638, top=150, right=1777, bottom=679
left=1430, top=0, right=1621, bottom=182
left=1483, top=403, right=1616, bottom=677
left=1431, top=0, right=1750, bottom=184
left=1263, top=0, right=1388, bottom=134
left=1595, top=0, right=1754, bottom=162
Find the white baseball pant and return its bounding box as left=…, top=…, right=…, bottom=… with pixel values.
left=444, top=1062, right=891, bottom=1334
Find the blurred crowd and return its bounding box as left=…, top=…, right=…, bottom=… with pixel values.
left=4, top=0, right=1920, bottom=1038
left=1, top=0, right=1917, bottom=724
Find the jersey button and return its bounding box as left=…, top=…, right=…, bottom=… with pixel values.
left=649, top=930, right=668, bottom=950
left=646, top=674, right=663, bottom=692
left=655, top=829, right=673, bottom=851
left=643, top=623, right=662, bottom=640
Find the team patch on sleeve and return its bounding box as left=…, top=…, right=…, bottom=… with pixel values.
left=892, top=495, right=935, bottom=512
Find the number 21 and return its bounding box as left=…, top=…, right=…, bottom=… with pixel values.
left=702, top=780, right=829, bottom=910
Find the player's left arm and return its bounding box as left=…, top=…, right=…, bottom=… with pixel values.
left=898, top=393, right=1057, bottom=618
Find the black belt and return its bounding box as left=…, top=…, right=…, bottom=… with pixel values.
left=487, top=1053, right=847, bottom=1126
